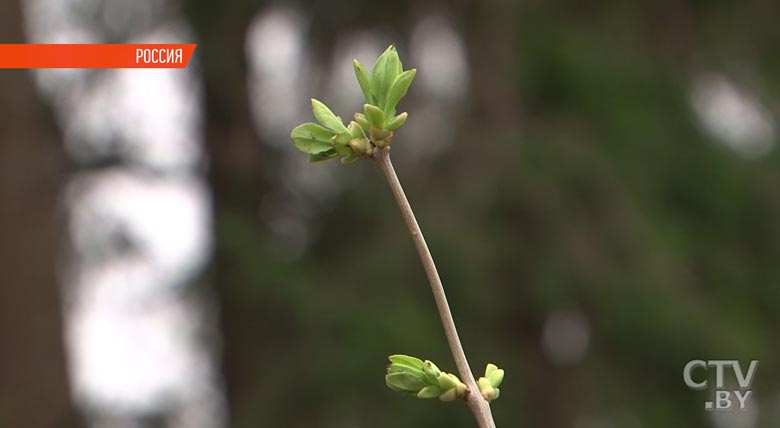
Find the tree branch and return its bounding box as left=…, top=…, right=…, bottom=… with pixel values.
left=374, top=147, right=496, bottom=428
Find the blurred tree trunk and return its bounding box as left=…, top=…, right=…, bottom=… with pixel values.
left=0, top=2, right=81, bottom=427
left=187, top=0, right=266, bottom=424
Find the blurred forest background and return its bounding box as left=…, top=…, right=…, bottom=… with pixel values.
left=1, top=0, right=779, bottom=427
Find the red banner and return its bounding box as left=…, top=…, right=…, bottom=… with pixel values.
left=0, top=44, right=197, bottom=69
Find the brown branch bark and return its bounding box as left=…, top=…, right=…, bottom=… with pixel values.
left=374, top=147, right=496, bottom=428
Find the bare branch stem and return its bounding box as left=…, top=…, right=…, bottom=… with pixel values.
left=374, top=147, right=496, bottom=428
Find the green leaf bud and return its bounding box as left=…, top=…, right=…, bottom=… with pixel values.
left=424, top=360, right=441, bottom=373
left=371, top=45, right=401, bottom=111
left=477, top=376, right=500, bottom=402
left=455, top=380, right=467, bottom=398
left=330, top=132, right=351, bottom=145
left=387, top=365, right=425, bottom=379
left=488, top=368, right=504, bottom=388
left=485, top=363, right=498, bottom=377
left=370, top=125, right=393, bottom=147
left=290, top=122, right=335, bottom=155
left=385, top=112, right=408, bottom=131
left=354, top=112, right=371, bottom=130
left=422, top=360, right=441, bottom=382
left=364, top=104, right=386, bottom=128
left=384, top=355, right=471, bottom=402
left=348, top=138, right=372, bottom=157
left=437, top=372, right=457, bottom=391
left=439, top=387, right=458, bottom=402
left=386, top=372, right=427, bottom=393
left=384, top=69, right=416, bottom=116
left=477, top=377, right=491, bottom=391
left=333, top=143, right=351, bottom=156
left=353, top=59, right=373, bottom=104
left=307, top=150, right=338, bottom=162
left=388, top=355, right=425, bottom=371
left=347, top=121, right=367, bottom=140
left=416, top=385, right=442, bottom=399
left=311, top=99, right=348, bottom=133
left=481, top=386, right=499, bottom=402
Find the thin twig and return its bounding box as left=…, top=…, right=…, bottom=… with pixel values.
left=374, top=147, right=496, bottom=428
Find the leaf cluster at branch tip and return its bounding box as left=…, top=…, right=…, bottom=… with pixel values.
left=385, top=354, right=469, bottom=402
left=290, top=45, right=416, bottom=163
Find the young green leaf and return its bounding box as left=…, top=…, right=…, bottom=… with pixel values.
left=369, top=125, right=390, bottom=143
left=311, top=98, right=349, bottom=133
left=422, top=361, right=441, bottom=384
left=386, top=372, right=427, bottom=392
left=477, top=376, right=500, bottom=401
left=341, top=152, right=361, bottom=164
left=290, top=122, right=335, bottom=154
left=348, top=138, right=372, bottom=156
left=437, top=372, right=458, bottom=391
left=385, top=112, right=408, bottom=131
left=478, top=377, right=492, bottom=391
left=308, top=150, right=338, bottom=162
left=388, top=355, right=425, bottom=370
left=387, top=364, right=426, bottom=378
left=364, top=104, right=386, bottom=128
left=353, top=59, right=373, bottom=104
left=424, top=360, right=441, bottom=373
left=354, top=112, right=371, bottom=130
left=416, top=385, right=442, bottom=399
left=384, top=69, right=416, bottom=116
left=485, top=364, right=498, bottom=377
left=371, top=45, right=402, bottom=111
left=487, top=368, right=504, bottom=388
left=348, top=121, right=366, bottom=139
left=332, top=137, right=351, bottom=155
left=439, top=388, right=458, bottom=402
left=330, top=131, right=351, bottom=146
